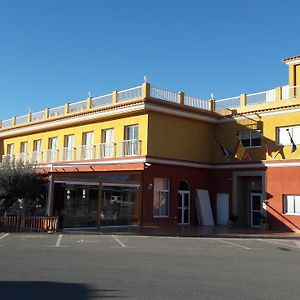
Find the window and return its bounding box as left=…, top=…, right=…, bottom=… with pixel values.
left=277, top=125, right=300, bottom=146
left=48, top=137, right=58, bottom=162
left=125, top=124, right=138, bottom=141
left=101, top=128, right=114, bottom=158
left=284, top=195, right=300, bottom=215
left=7, top=144, right=14, bottom=155
left=82, top=132, right=94, bottom=159
left=19, top=141, right=28, bottom=162
left=32, top=139, right=42, bottom=163
left=239, top=130, right=261, bottom=147
left=63, top=135, right=75, bottom=161
left=153, top=178, right=170, bottom=217
left=123, top=125, right=139, bottom=156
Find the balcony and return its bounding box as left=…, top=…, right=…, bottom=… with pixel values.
left=1, top=140, right=142, bottom=166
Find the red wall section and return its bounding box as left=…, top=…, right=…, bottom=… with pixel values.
left=141, top=163, right=212, bottom=226
left=267, top=167, right=300, bottom=231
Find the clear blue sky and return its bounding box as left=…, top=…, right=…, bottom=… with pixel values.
left=1, top=0, right=300, bottom=120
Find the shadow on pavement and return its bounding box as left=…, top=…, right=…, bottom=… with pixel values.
left=0, top=281, right=121, bottom=299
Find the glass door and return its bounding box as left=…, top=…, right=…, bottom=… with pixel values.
left=82, top=132, right=94, bottom=159
left=250, top=193, right=262, bottom=228
left=178, top=191, right=190, bottom=225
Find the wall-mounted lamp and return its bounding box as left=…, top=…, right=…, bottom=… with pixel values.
left=144, top=162, right=151, bottom=169
left=147, top=182, right=153, bottom=190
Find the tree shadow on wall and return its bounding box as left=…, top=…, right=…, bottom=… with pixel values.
left=0, top=281, right=122, bottom=300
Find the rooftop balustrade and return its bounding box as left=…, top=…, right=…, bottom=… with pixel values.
left=1, top=82, right=299, bottom=129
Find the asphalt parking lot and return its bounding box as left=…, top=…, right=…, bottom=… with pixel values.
left=1, top=232, right=300, bottom=300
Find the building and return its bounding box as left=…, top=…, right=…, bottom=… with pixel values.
left=1, top=55, right=300, bottom=231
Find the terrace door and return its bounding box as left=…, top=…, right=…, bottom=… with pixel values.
left=82, top=132, right=94, bottom=159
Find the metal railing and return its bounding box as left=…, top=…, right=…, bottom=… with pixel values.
left=45, top=149, right=59, bottom=163
left=282, top=85, right=300, bottom=100
left=68, top=100, right=87, bottom=113
left=118, top=139, right=141, bottom=156
left=2, top=154, right=15, bottom=162
left=61, top=147, right=76, bottom=161
left=150, top=86, right=179, bottom=103
left=215, top=96, right=240, bottom=110
left=246, top=89, right=276, bottom=105
left=77, top=145, right=95, bottom=160
left=31, top=111, right=45, bottom=122
left=91, top=93, right=113, bottom=108
left=48, top=105, right=65, bottom=118
left=16, top=152, right=30, bottom=163
left=31, top=151, right=43, bottom=164
left=0, top=216, right=59, bottom=232
left=184, top=95, right=209, bottom=110
left=1, top=119, right=12, bottom=128
left=96, top=143, right=115, bottom=158
left=15, top=115, right=28, bottom=126
left=117, top=86, right=142, bottom=102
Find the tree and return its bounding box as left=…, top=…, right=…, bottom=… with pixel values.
left=0, top=158, right=46, bottom=215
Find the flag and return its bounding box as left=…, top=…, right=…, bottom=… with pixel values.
left=214, top=137, right=231, bottom=160
left=264, top=143, right=273, bottom=158
left=234, top=137, right=250, bottom=160
left=286, top=129, right=297, bottom=153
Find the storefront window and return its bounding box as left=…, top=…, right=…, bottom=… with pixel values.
left=153, top=178, right=170, bottom=217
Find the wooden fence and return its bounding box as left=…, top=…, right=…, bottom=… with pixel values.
left=0, top=216, right=59, bottom=232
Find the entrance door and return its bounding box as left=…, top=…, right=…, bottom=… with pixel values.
left=216, top=193, right=229, bottom=225
left=178, top=191, right=190, bottom=225
left=251, top=193, right=262, bottom=228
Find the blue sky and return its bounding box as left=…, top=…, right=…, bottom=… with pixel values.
left=1, top=0, right=300, bottom=120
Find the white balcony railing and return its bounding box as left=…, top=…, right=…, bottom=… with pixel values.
left=77, top=145, right=95, bottom=160
left=16, top=152, right=30, bottom=163
left=215, top=96, right=240, bottom=110
left=15, top=115, right=28, bottom=126
left=91, top=93, right=113, bottom=108
left=61, top=147, right=76, bottom=161
left=282, top=85, right=300, bottom=100
left=150, top=86, right=178, bottom=103
left=2, top=154, right=15, bottom=162
left=184, top=95, right=209, bottom=110
left=1, top=119, right=12, bottom=128
left=117, top=86, right=142, bottom=102
left=246, top=89, right=276, bottom=105
left=118, top=140, right=141, bottom=156
left=31, top=151, right=43, bottom=164
left=96, top=143, right=115, bottom=158
left=48, top=105, right=65, bottom=118
left=69, top=100, right=87, bottom=113
left=45, top=149, right=59, bottom=163
left=31, top=111, right=45, bottom=122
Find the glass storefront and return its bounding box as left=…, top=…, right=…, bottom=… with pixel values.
left=53, top=180, right=140, bottom=228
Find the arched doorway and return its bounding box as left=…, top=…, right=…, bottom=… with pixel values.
left=178, top=181, right=190, bottom=225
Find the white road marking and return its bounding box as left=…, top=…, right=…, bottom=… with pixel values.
left=212, top=238, right=251, bottom=250
left=55, top=234, right=63, bottom=247
left=112, top=235, right=127, bottom=248
left=258, top=239, right=300, bottom=249
left=0, top=233, right=9, bottom=240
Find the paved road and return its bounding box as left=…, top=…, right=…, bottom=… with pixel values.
left=0, top=233, right=300, bottom=299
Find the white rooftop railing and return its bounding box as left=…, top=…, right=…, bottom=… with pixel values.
left=1, top=119, right=12, bottom=128
left=48, top=105, right=65, bottom=118
left=91, top=93, right=113, bottom=108
left=31, top=110, right=45, bottom=122
left=184, top=95, right=209, bottom=110
left=282, top=85, right=300, bottom=100
left=150, top=86, right=179, bottom=103
left=68, top=100, right=87, bottom=113
left=246, top=89, right=276, bottom=105
left=215, top=96, right=240, bottom=110
left=117, top=86, right=142, bottom=102
left=15, top=115, right=28, bottom=126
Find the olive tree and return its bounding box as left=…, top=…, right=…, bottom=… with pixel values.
left=0, top=158, right=46, bottom=215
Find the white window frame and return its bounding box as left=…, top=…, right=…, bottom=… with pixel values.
left=153, top=178, right=170, bottom=218
left=283, top=195, right=300, bottom=215
left=277, top=125, right=300, bottom=146
left=239, top=130, right=261, bottom=148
